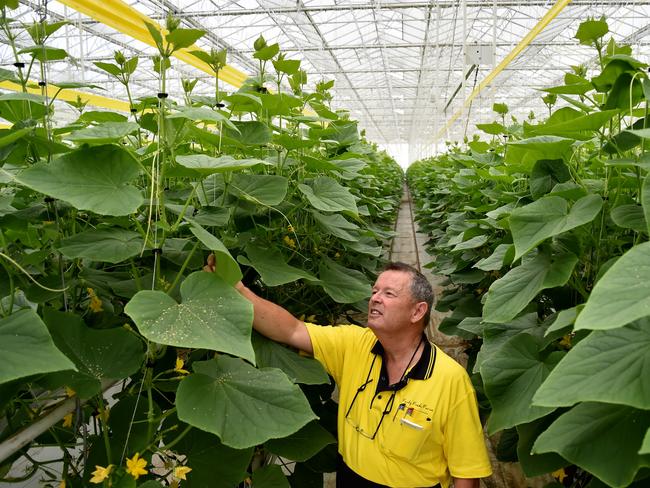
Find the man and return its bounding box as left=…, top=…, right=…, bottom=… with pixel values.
left=205, top=257, right=492, bottom=488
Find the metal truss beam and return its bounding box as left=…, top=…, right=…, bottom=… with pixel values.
left=144, top=1, right=640, bottom=18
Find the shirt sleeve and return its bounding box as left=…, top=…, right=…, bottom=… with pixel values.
left=444, top=374, right=493, bottom=479
left=304, top=323, right=365, bottom=385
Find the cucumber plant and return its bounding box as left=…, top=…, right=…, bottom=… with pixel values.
left=408, top=18, right=650, bottom=488
left=0, top=6, right=403, bottom=487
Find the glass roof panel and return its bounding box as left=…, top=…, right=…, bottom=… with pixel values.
left=1, top=0, right=650, bottom=161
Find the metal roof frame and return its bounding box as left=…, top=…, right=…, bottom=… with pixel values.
left=1, top=0, right=650, bottom=162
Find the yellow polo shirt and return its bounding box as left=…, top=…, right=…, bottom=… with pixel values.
left=305, top=323, right=492, bottom=488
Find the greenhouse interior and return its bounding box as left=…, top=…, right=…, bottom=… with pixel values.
left=1, top=0, right=649, bottom=487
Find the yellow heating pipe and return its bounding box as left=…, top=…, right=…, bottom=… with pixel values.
left=58, top=0, right=248, bottom=88
left=436, top=0, right=573, bottom=141
left=0, top=80, right=131, bottom=111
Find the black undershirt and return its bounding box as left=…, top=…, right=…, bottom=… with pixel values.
left=336, top=455, right=440, bottom=488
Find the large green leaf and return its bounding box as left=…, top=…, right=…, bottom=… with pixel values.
left=176, top=357, right=317, bottom=448
left=534, top=319, right=650, bottom=409
left=311, top=210, right=360, bottom=241
left=167, top=27, right=205, bottom=50
left=65, top=122, right=139, bottom=144
left=252, top=465, right=290, bottom=488
left=575, top=19, right=609, bottom=45
left=530, top=110, right=618, bottom=137
left=644, top=173, right=650, bottom=235
left=641, top=429, right=650, bottom=455
left=223, top=121, right=272, bottom=146
left=481, top=334, right=563, bottom=434
left=0, top=309, right=76, bottom=385
left=44, top=308, right=143, bottom=381
left=530, top=159, right=571, bottom=200
left=533, top=403, right=650, bottom=487
left=170, top=425, right=253, bottom=488
left=176, top=154, right=270, bottom=175
left=344, top=236, right=382, bottom=257
left=298, top=177, right=358, bottom=214
left=611, top=204, right=647, bottom=232
left=504, top=136, right=575, bottom=167
left=483, top=252, right=578, bottom=323
left=318, top=257, right=371, bottom=303
left=474, top=244, right=514, bottom=271
left=125, top=272, right=255, bottom=363
left=57, top=228, right=144, bottom=263
left=238, top=245, right=317, bottom=286
left=168, top=106, right=238, bottom=132
left=230, top=174, right=288, bottom=206
left=18, top=45, right=67, bottom=61
left=0, top=92, right=47, bottom=122
left=509, top=194, right=602, bottom=260
left=188, top=222, right=242, bottom=285
left=0, top=127, right=32, bottom=149
left=266, top=421, right=335, bottom=462
left=517, top=416, right=569, bottom=477
left=16, top=145, right=143, bottom=216
left=252, top=333, right=328, bottom=385
left=575, top=241, right=650, bottom=330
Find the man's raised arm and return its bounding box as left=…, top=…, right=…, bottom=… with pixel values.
left=204, top=254, right=313, bottom=354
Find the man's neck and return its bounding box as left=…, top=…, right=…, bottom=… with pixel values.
left=376, top=329, right=424, bottom=366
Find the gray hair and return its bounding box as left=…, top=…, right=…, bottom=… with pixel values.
left=383, top=262, right=435, bottom=327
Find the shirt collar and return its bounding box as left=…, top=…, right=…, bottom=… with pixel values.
left=372, top=334, right=437, bottom=392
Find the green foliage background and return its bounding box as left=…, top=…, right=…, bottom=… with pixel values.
left=408, top=19, right=650, bottom=488
left=0, top=11, right=403, bottom=488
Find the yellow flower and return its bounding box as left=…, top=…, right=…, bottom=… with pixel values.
left=87, top=288, right=103, bottom=313
left=59, top=480, right=66, bottom=488
left=94, top=407, right=110, bottom=424
left=334, top=252, right=341, bottom=258
left=552, top=468, right=567, bottom=482
left=559, top=334, right=572, bottom=349
left=62, top=413, right=73, bottom=428
left=65, top=386, right=76, bottom=398
left=174, top=466, right=192, bottom=480
left=125, top=453, right=148, bottom=480
left=283, top=235, right=296, bottom=249
left=287, top=224, right=294, bottom=233
left=90, top=464, right=112, bottom=484
left=175, top=357, right=189, bottom=375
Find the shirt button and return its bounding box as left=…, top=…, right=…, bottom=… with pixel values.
left=377, top=395, right=382, bottom=399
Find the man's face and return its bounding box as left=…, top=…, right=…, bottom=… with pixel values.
left=367, top=270, right=419, bottom=333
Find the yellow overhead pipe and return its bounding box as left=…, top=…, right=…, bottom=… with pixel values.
left=0, top=80, right=131, bottom=112
left=436, top=0, right=572, bottom=141
left=58, top=0, right=249, bottom=88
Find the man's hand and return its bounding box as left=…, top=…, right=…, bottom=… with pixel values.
left=203, top=253, right=216, bottom=273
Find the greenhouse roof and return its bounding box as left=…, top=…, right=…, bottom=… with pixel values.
left=3, top=0, right=650, bottom=159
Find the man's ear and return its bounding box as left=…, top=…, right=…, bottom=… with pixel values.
left=412, top=301, right=428, bottom=324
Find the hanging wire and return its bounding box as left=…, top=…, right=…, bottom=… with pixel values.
left=463, top=65, right=479, bottom=139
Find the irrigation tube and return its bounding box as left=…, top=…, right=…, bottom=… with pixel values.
left=436, top=0, right=573, bottom=141
left=0, top=380, right=116, bottom=464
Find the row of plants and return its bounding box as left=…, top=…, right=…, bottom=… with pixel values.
left=0, top=6, right=403, bottom=488
left=408, top=19, right=650, bottom=488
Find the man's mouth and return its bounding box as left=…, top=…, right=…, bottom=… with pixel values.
left=369, top=308, right=382, bottom=316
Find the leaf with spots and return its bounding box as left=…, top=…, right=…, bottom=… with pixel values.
left=176, top=356, right=317, bottom=448
left=41, top=308, right=144, bottom=398
left=0, top=309, right=76, bottom=386
left=125, top=272, right=255, bottom=363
